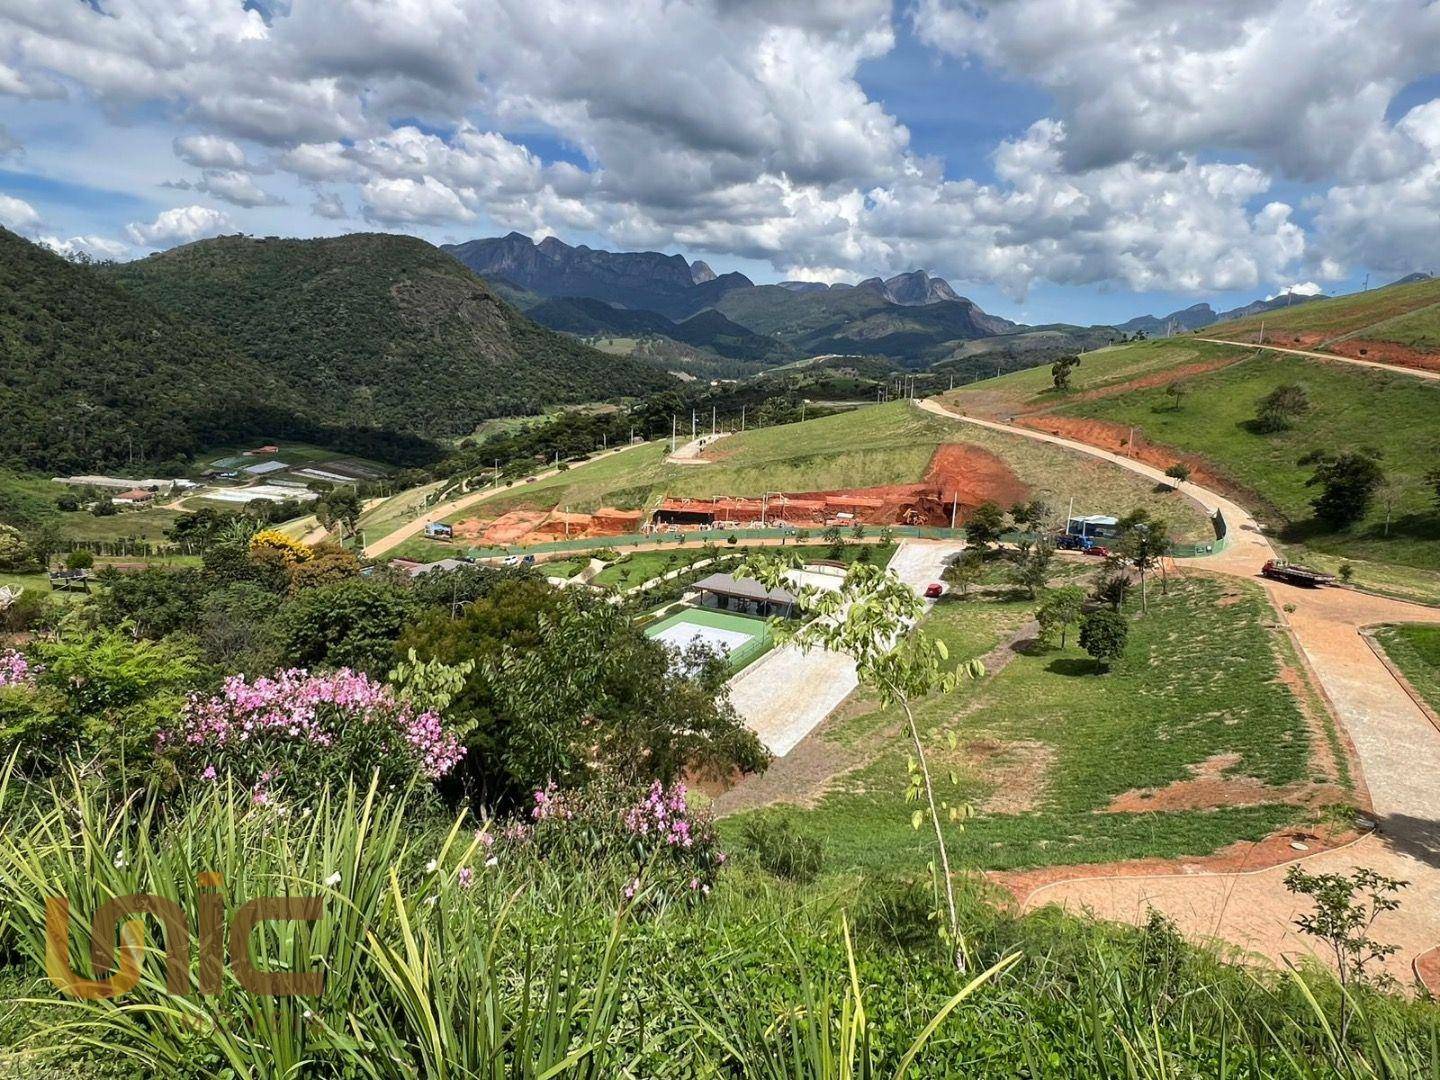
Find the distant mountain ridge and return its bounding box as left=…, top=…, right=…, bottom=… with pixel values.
left=443, top=232, right=752, bottom=320
left=1119, top=291, right=1328, bottom=335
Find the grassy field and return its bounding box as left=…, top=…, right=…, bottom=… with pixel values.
left=1347, top=302, right=1440, bottom=351
left=947, top=338, right=1245, bottom=415
left=1373, top=624, right=1440, bottom=714
left=1060, top=352, right=1440, bottom=569
left=438, top=403, right=1213, bottom=540
left=729, top=575, right=1331, bottom=874
left=1205, top=277, right=1440, bottom=344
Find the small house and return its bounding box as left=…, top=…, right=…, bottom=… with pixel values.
left=1067, top=514, right=1120, bottom=539
left=114, top=488, right=155, bottom=505
left=423, top=521, right=454, bottom=540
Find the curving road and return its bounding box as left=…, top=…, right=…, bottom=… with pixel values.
left=917, top=397, right=1440, bottom=984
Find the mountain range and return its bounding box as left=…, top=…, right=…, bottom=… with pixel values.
left=0, top=228, right=675, bottom=474
left=1119, top=292, right=1329, bottom=335
left=444, top=232, right=1057, bottom=366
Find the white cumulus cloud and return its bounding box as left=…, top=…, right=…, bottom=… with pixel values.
left=173, top=134, right=248, bottom=169
left=0, top=193, right=41, bottom=230
left=125, top=204, right=233, bottom=247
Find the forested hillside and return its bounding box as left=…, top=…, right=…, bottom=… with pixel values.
left=109, top=233, right=675, bottom=438
left=0, top=228, right=307, bottom=474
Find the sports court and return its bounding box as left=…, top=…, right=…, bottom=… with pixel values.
left=644, top=608, right=773, bottom=672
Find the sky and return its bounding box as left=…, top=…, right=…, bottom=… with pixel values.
left=3, top=1, right=1440, bottom=326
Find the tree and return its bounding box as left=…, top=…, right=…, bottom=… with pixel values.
left=1115, top=511, right=1171, bottom=612
left=1254, top=383, right=1311, bottom=433
left=278, top=578, right=417, bottom=674
left=90, top=498, right=117, bottom=517
left=964, top=502, right=1007, bottom=550
left=1163, top=381, right=1186, bottom=411
left=1036, top=586, right=1085, bottom=649
left=1284, top=865, right=1406, bottom=1040
left=943, top=551, right=985, bottom=598
left=1008, top=499, right=1050, bottom=533
left=821, top=524, right=844, bottom=555
left=1051, top=354, right=1081, bottom=391
left=64, top=549, right=95, bottom=572
left=316, top=487, right=362, bottom=537
left=0, top=525, right=37, bottom=573
left=1164, top=462, right=1191, bottom=487
left=742, top=556, right=984, bottom=971
left=1080, top=609, right=1128, bottom=672
left=1301, top=448, right=1385, bottom=529
left=1093, top=564, right=1132, bottom=611
left=1007, top=537, right=1054, bottom=599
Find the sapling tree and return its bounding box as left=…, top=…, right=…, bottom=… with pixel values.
left=1035, top=585, right=1085, bottom=648
left=943, top=551, right=985, bottom=598
left=1007, top=537, right=1055, bottom=599
left=740, top=556, right=984, bottom=971
left=1080, top=609, right=1128, bottom=672
left=1284, top=865, right=1406, bottom=1040
left=1116, top=510, right=1171, bottom=612
left=1164, top=462, right=1191, bottom=487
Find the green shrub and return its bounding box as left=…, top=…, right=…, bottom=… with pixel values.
left=739, top=813, right=824, bottom=883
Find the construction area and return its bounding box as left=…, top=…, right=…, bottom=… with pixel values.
left=447, top=444, right=1030, bottom=547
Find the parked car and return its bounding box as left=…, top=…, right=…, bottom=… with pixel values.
left=924, top=582, right=944, bottom=598
left=1085, top=544, right=1110, bottom=557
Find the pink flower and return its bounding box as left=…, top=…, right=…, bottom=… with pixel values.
left=201, top=765, right=217, bottom=781
left=458, top=867, right=474, bottom=889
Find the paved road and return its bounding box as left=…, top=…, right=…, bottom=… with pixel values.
left=918, top=397, right=1440, bottom=984
left=362, top=442, right=648, bottom=558
left=1195, top=337, right=1440, bottom=383
left=728, top=539, right=962, bottom=756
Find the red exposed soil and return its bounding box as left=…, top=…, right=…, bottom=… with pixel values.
left=657, top=445, right=1031, bottom=531
left=1326, top=338, right=1440, bottom=374
left=1014, top=415, right=1237, bottom=496
left=988, top=823, right=1362, bottom=906
left=458, top=444, right=1031, bottom=545
left=1103, top=752, right=1342, bottom=814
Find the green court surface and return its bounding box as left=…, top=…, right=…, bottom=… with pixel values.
left=643, top=607, right=774, bottom=672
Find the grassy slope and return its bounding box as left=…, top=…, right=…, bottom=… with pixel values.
left=1206, top=277, right=1440, bottom=344
left=439, top=403, right=1212, bottom=539
left=1374, top=625, right=1440, bottom=714
left=1061, top=353, right=1440, bottom=570
left=948, top=335, right=1440, bottom=597
left=730, top=576, right=1324, bottom=874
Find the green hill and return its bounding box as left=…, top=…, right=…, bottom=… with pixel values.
left=0, top=227, right=311, bottom=474
left=948, top=336, right=1440, bottom=600
left=1204, top=275, right=1440, bottom=351
left=108, top=233, right=676, bottom=440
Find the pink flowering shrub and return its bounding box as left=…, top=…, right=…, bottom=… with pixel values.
left=513, top=778, right=726, bottom=900
left=0, top=649, right=36, bottom=689
left=163, top=668, right=464, bottom=797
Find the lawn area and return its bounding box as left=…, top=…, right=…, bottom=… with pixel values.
left=441, top=402, right=1213, bottom=541
left=944, top=338, right=1245, bottom=416
left=1347, top=302, right=1440, bottom=351
left=729, top=576, right=1332, bottom=874
left=1057, top=351, right=1440, bottom=572
left=1373, top=624, right=1440, bottom=715
left=1206, top=277, right=1440, bottom=344
left=59, top=507, right=186, bottom=544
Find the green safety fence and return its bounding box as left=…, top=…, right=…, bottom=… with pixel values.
left=462, top=512, right=1231, bottom=561
left=465, top=524, right=966, bottom=560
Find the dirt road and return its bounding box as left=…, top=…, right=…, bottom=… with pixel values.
left=361, top=442, right=648, bottom=558
left=1195, top=337, right=1440, bottom=383
left=918, top=397, right=1440, bottom=985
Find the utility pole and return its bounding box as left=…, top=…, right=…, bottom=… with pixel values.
left=950, top=490, right=959, bottom=530
left=740, top=405, right=745, bottom=431
left=1363, top=272, right=1370, bottom=291
left=711, top=406, right=716, bottom=436
left=691, top=411, right=696, bottom=440
left=1258, top=320, right=1264, bottom=346
left=670, top=415, right=677, bottom=454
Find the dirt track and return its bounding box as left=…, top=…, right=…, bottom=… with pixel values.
left=1195, top=337, right=1440, bottom=383
left=917, top=397, right=1440, bottom=987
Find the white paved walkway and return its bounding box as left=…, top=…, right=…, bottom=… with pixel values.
left=728, top=540, right=962, bottom=756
